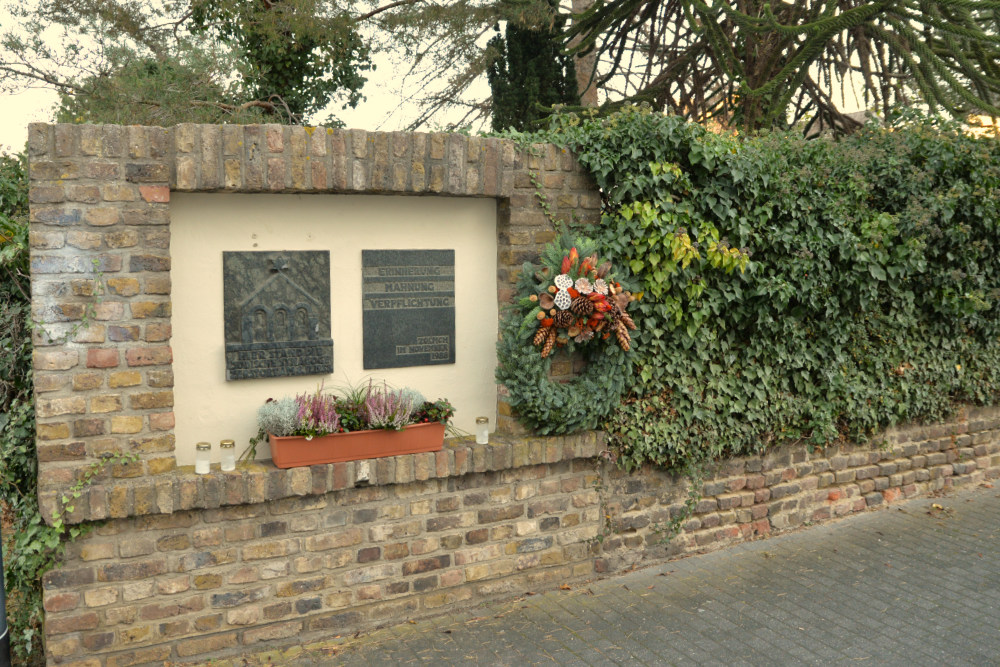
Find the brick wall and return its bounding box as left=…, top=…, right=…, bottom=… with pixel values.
left=28, top=125, right=1000, bottom=665
left=596, top=407, right=1000, bottom=572
left=27, top=123, right=601, bottom=521
left=41, top=409, right=1000, bottom=665
left=42, top=435, right=605, bottom=665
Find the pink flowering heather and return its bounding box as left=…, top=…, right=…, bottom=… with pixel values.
left=361, top=381, right=415, bottom=430
left=294, top=388, right=340, bottom=436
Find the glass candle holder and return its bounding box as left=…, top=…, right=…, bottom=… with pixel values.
left=220, top=439, right=236, bottom=471
left=475, top=416, right=489, bottom=445
left=195, top=442, right=211, bottom=474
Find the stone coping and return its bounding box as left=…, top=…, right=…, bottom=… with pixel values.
left=41, top=431, right=608, bottom=526
left=41, top=402, right=1000, bottom=527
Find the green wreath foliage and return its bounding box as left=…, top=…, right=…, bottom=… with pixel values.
left=496, top=233, right=634, bottom=434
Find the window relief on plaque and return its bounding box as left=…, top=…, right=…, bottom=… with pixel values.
left=362, top=249, right=455, bottom=369
left=223, top=250, right=334, bottom=380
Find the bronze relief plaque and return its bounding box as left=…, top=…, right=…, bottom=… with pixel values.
left=222, top=250, right=333, bottom=381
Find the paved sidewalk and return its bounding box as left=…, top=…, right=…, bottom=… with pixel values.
left=268, top=485, right=1000, bottom=665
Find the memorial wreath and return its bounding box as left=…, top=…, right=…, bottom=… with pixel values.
left=496, top=233, right=637, bottom=434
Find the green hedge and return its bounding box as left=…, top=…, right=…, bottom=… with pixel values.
left=1, top=151, right=49, bottom=663
left=521, top=108, right=1000, bottom=470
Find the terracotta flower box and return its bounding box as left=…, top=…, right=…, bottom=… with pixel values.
left=269, top=422, right=446, bottom=468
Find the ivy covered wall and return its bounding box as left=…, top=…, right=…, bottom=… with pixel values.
left=506, top=108, right=1000, bottom=471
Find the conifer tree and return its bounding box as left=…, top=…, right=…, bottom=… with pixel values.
left=487, top=1, right=580, bottom=131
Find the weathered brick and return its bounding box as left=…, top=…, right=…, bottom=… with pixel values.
left=147, top=457, right=175, bottom=474
left=175, top=632, right=239, bottom=657
left=108, top=371, right=142, bottom=388
left=85, top=208, right=121, bottom=226
left=108, top=325, right=140, bottom=342
left=139, top=185, right=169, bottom=202
left=478, top=504, right=524, bottom=523
left=145, top=322, right=171, bottom=342
left=37, top=422, right=71, bottom=440
left=243, top=620, right=302, bottom=644
left=177, top=549, right=238, bottom=572
left=131, top=301, right=171, bottom=318
left=43, top=567, right=96, bottom=589
left=29, top=230, right=65, bottom=249
left=305, top=527, right=363, bottom=551
left=125, top=346, right=172, bottom=366
left=243, top=538, right=300, bottom=560
left=357, top=546, right=381, bottom=563
left=123, top=208, right=169, bottom=225
left=129, top=254, right=170, bottom=272
left=90, top=394, right=123, bottom=413
left=402, top=555, right=450, bottom=576
left=92, top=302, right=125, bottom=320
left=156, top=575, right=191, bottom=594
left=30, top=185, right=66, bottom=203
left=47, top=611, right=99, bottom=635
left=102, top=183, right=138, bottom=201
left=83, top=587, right=118, bottom=608
left=44, top=592, right=81, bottom=613
left=86, top=348, right=119, bottom=368
left=129, top=391, right=173, bottom=409
left=105, top=229, right=140, bottom=248
left=36, top=396, right=86, bottom=418
left=72, top=418, right=106, bottom=437
left=97, top=559, right=167, bottom=582
left=211, top=589, right=270, bottom=613
left=275, top=576, right=325, bottom=598
left=35, top=349, right=79, bottom=371
left=126, top=163, right=170, bottom=182
left=34, top=374, right=70, bottom=393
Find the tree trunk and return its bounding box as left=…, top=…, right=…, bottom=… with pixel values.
left=570, top=0, right=598, bottom=106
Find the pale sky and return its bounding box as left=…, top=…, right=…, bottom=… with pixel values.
left=1, top=86, right=58, bottom=153
left=0, top=50, right=473, bottom=154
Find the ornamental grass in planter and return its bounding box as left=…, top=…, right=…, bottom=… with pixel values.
left=251, top=382, right=455, bottom=468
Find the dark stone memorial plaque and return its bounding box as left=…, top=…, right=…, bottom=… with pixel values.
left=362, top=249, right=455, bottom=369
left=223, top=251, right=333, bottom=381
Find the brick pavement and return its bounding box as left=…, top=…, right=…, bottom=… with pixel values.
left=236, top=483, right=1000, bottom=666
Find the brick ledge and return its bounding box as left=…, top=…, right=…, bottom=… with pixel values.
left=40, top=431, right=608, bottom=525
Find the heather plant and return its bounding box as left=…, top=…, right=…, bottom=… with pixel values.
left=362, top=381, right=415, bottom=430
left=249, top=380, right=452, bottom=454
left=295, top=387, right=340, bottom=437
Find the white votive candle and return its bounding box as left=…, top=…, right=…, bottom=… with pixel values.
left=475, top=416, right=489, bottom=445
left=220, top=439, right=236, bottom=471
left=195, top=442, right=211, bottom=474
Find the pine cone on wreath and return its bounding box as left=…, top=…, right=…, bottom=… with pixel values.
left=554, top=310, right=575, bottom=328
left=570, top=296, right=594, bottom=317
left=540, top=328, right=557, bottom=358
left=533, top=325, right=549, bottom=347
left=615, top=319, right=631, bottom=351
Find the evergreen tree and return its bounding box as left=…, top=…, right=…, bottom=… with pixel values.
left=487, top=2, right=580, bottom=132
